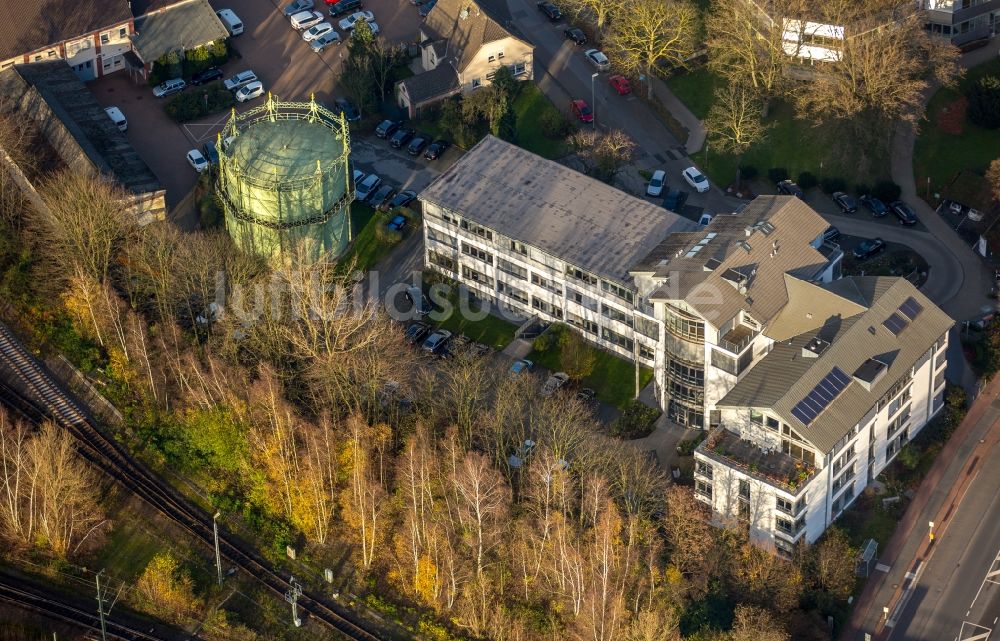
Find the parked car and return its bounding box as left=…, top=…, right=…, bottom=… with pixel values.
left=387, top=214, right=407, bottom=230
left=389, top=127, right=415, bottom=149
left=329, top=0, right=363, bottom=16
left=698, top=212, right=713, bottom=227
left=831, top=191, right=857, bottom=214
left=202, top=140, right=219, bottom=165
left=216, top=8, right=243, bottom=36
left=375, top=119, right=400, bottom=138
left=235, top=81, right=265, bottom=102
left=541, top=372, right=570, bottom=397
left=104, top=106, right=127, bottom=132
left=682, top=167, right=710, bottom=193
left=404, top=286, right=429, bottom=315
left=224, top=70, right=257, bottom=91
left=510, top=359, right=533, bottom=375
left=390, top=190, right=417, bottom=209
left=284, top=0, right=314, bottom=16
left=776, top=179, right=804, bottom=199
left=338, top=10, right=374, bottom=30
left=370, top=184, right=397, bottom=210
left=352, top=169, right=366, bottom=186
left=303, top=21, right=334, bottom=40
left=584, top=48, right=610, bottom=71
left=646, top=169, right=666, bottom=197
left=355, top=173, right=381, bottom=201
left=860, top=194, right=889, bottom=217
left=422, top=329, right=452, bottom=354
left=423, top=139, right=449, bottom=160
left=663, top=188, right=687, bottom=213
left=609, top=74, right=631, bottom=95
left=537, top=1, right=562, bottom=20
left=290, top=9, right=324, bottom=29
left=853, top=238, right=887, bottom=260
left=186, top=149, right=209, bottom=173
left=152, top=78, right=186, bottom=98
left=564, top=27, right=587, bottom=45
left=404, top=322, right=431, bottom=345
left=310, top=30, right=342, bottom=51
left=889, top=200, right=918, bottom=225
left=191, top=67, right=223, bottom=85
left=334, top=97, right=360, bottom=120
left=570, top=99, right=593, bottom=123
left=418, top=0, right=437, bottom=17
left=352, top=21, right=379, bottom=35
left=407, top=133, right=431, bottom=156
left=822, top=226, right=841, bottom=242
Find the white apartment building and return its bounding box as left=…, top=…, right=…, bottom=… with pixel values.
left=420, top=136, right=953, bottom=544
left=693, top=277, right=951, bottom=549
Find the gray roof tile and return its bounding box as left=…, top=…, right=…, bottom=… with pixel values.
left=132, top=0, right=229, bottom=64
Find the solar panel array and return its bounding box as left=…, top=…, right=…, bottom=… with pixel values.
left=882, top=312, right=908, bottom=336
left=790, top=366, right=852, bottom=426
left=898, top=296, right=923, bottom=321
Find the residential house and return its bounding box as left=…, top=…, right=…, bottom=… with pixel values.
left=129, top=0, right=230, bottom=79
left=0, top=0, right=134, bottom=80
left=397, top=0, right=533, bottom=117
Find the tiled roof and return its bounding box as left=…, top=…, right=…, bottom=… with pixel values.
left=0, top=0, right=131, bottom=61
left=419, top=135, right=698, bottom=283
left=131, top=0, right=229, bottom=64
left=647, top=196, right=832, bottom=327
left=718, top=277, right=953, bottom=453
left=421, top=0, right=525, bottom=71
left=399, top=64, right=460, bottom=104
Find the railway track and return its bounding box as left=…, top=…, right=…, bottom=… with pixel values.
left=0, top=322, right=383, bottom=641
left=0, top=573, right=167, bottom=641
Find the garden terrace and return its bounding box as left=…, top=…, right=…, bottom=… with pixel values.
left=698, top=428, right=817, bottom=494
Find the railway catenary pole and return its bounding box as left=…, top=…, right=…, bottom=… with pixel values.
left=95, top=570, right=108, bottom=641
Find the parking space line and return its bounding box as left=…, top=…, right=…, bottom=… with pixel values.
left=958, top=622, right=991, bottom=641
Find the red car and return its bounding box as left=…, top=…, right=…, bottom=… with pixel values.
left=570, top=99, right=594, bottom=123
left=609, top=75, right=631, bottom=95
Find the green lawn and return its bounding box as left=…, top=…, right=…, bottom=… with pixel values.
left=669, top=70, right=891, bottom=189
left=434, top=309, right=518, bottom=349
left=914, top=58, right=1000, bottom=196
left=513, top=83, right=568, bottom=160
left=528, top=335, right=653, bottom=410
left=339, top=202, right=404, bottom=272
left=666, top=68, right=721, bottom=120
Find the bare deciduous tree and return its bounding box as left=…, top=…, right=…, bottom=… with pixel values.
left=705, top=83, right=770, bottom=186
left=606, top=0, right=700, bottom=99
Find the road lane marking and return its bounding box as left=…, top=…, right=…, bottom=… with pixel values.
left=958, top=621, right=991, bottom=641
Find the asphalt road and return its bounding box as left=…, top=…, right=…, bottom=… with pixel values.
left=505, top=0, right=737, bottom=216
left=889, top=440, right=1000, bottom=641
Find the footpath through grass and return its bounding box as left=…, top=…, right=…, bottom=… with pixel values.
left=915, top=58, right=1000, bottom=195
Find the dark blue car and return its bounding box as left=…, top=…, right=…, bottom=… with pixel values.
left=387, top=214, right=406, bottom=231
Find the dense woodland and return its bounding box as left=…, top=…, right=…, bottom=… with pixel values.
left=0, top=113, right=870, bottom=640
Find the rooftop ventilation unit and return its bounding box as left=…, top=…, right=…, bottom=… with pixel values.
left=802, top=337, right=830, bottom=358
left=852, top=358, right=888, bottom=391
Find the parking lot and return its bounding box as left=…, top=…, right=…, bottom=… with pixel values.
left=88, top=0, right=429, bottom=227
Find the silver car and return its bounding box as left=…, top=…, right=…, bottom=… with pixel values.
left=310, top=30, right=341, bottom=51
left=152, top=78, right=186, bottom=98
left=283, top=0, right=313, bottom=16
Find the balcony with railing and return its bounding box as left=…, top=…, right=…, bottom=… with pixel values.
left=718, top=322, right=759, bottom=355
left=697, top=428, right=817, bottom=495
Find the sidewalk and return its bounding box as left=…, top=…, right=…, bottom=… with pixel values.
left=889, top=38, right=1000, bottom=323
left=650, top=76, right=707, bottom=155
left=843, top=375, right=1000, bottom=640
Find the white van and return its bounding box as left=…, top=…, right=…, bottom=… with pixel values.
left=104, top=106, right=127, bottom=132
left=216, top=9, right=244, bottom=36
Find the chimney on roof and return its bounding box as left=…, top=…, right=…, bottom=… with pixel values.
left=745, top=226, right=754, bottom=237
left=802, top=337, right=829, bottom=358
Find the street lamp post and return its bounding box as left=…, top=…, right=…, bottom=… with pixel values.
left=591, top=73, right=598, bottom=128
